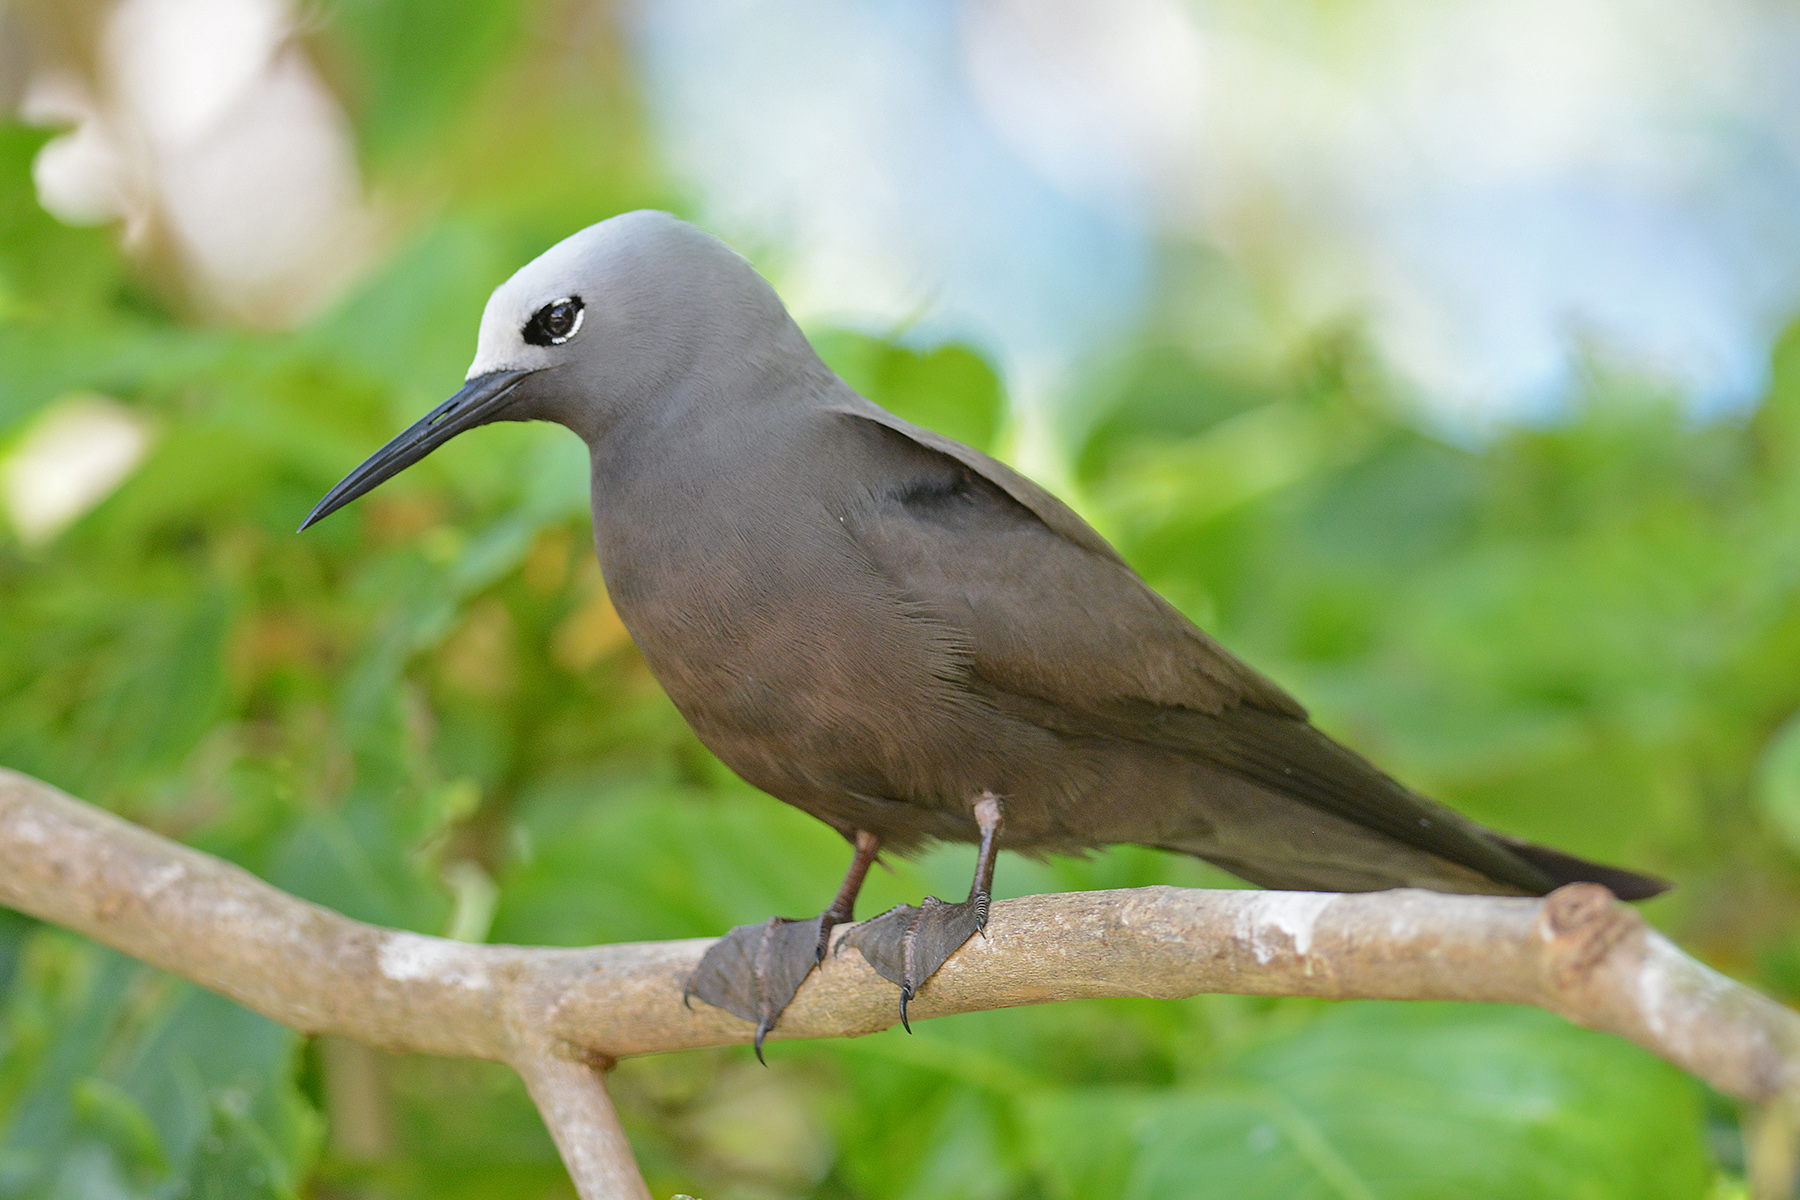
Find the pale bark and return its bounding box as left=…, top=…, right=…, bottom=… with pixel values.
left=3, top=768, right=1796, bottom=1198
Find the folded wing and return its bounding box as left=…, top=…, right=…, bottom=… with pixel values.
left=832, top=403, right=1666, bottom=899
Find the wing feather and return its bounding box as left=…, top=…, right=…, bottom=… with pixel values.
left=830, top=403, right=1305, bottom=720
left=830, top=403, right=1556, bottom=892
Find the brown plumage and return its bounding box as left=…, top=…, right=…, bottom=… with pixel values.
left=303, top=211, right=1667, bottom=1052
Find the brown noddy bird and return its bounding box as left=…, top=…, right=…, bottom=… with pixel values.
left=302, top=211, right=1667, bottom=1055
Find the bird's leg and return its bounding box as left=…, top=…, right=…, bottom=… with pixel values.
left=686, top=830, right=881, bottom=1060
left=844, top=793, right=1004, bottom=1030
left=817, top=829, right=883, bottom=960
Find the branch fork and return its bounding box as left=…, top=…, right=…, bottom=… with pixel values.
left=3, top=769, right=1796, bottom=1198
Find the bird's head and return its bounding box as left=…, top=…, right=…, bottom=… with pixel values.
left=299, top=210, right=809, bottom=531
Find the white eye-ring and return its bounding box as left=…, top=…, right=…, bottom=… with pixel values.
left=525, top=296, right=584, bottom=346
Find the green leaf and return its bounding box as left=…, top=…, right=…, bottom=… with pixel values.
left=316, top=0, right=536, bottom=164
left=812, top=330, right=1005, bottom=453
left=0, top=933, right=319, bottom=1199
left=1755, top=711, right=1800, bottom=857
left=1024, top=1003, right=1711, bottom=1200
left=72, top=1077, right=168, bottom=1178
left=0, top=912, right=29, bottom=998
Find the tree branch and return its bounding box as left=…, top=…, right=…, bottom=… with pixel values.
left=4, top=767, right=1797, bottom=1197
left=512, top=1040, right=654, bottom=1200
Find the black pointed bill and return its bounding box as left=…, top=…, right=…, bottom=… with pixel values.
left=298, top=369, right=534, bottom=532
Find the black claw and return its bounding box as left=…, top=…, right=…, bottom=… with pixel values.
left=686, top=833, right=884, bottom=1056
left=841, top=904, right=917, bottom=988
left=844, top=894, right=989, bottom=1030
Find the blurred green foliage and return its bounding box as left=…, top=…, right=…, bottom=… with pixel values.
left=2, top=7, right=1797, bottom=1198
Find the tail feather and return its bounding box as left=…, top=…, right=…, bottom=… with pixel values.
left=1489, top=834, right=1671, bottom=901
left=1130, top=703, right=1670, bottom=902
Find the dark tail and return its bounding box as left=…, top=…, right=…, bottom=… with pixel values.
left=1141, top=703, right=1672, bottom=902
left=1489, top=834, right=1670, bottom=901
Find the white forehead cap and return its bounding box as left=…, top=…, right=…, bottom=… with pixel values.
left=465, top=211, right=686, bottom=379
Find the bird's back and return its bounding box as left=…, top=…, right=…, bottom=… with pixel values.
left=586, top=381, right=1664, bottom=899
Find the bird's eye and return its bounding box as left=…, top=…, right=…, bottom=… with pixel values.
left=524, top=296, right=584, bottom=346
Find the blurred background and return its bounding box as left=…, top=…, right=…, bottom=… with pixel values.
left=1, top=0, right=1798, bottom=1195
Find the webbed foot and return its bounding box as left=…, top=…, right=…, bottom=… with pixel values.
left=841, top=891, right=990, bottom=1030
left=684, top=830, right=883, bottom=1060
left=686, top=913, right=835, bottom=1060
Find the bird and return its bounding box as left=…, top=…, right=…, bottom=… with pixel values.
left=302, top=210, right=1667, bottom=1057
